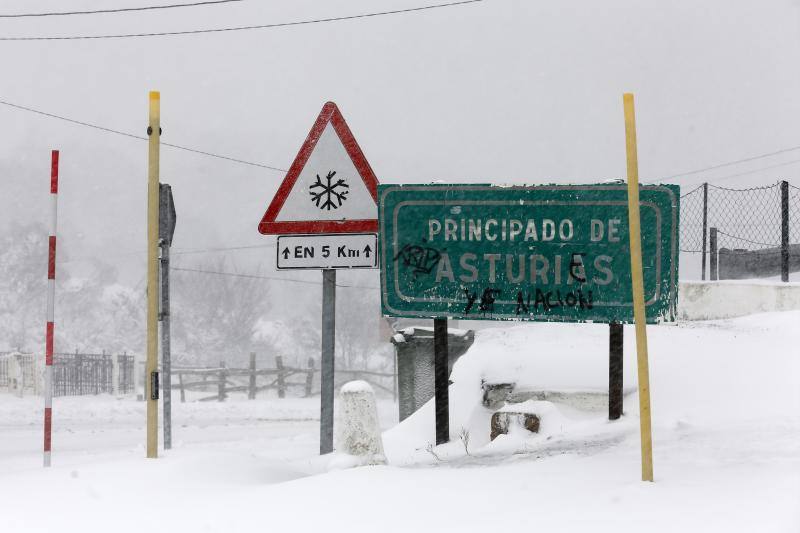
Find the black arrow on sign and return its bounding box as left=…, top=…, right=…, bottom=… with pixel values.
left=363, top=245, right=372, bottom=258
left=282, top=248, right=290, bottom=259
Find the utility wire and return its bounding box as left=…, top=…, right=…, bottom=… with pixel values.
left=703, top=158, right=800, bottom=184
left=173, top=244, right=275, bottom=255
left=17, top=243, right=277, bottom=268
left=649, top=144, right=800, bottom=182
left=9, top=84, right=794, bottom=185
left=0, top=0, right=242, bottom=18
left=0, top=0, right=484, bottom=41
left=6, top=96, right=794, bottom=183
left=0, top=98, right=287, bottom=172
left=171, top=266, right=379, bottom=290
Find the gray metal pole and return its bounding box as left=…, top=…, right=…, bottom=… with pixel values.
left=159, top=242, right=172, bottom=450
left=608, top=322, right=623, bottom=420
left=320, top=269, right=336, bottom=454
left=392, top=346, right=398, bottom=404
left=781, top=180, right=789, bottom=282
left=434, top=317, right=449, bottom=445
left=701, top=183, right=708, bottom=281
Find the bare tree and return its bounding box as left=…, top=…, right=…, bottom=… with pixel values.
left=171, top=257, right=270, bottom=366
left=0, top=222, right=48, bottom=350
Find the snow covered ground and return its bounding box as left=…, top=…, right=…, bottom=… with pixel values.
left=1, top=312, right=799, bottom=532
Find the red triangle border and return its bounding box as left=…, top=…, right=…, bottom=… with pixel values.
left=258, top=102, right=379, bottom=235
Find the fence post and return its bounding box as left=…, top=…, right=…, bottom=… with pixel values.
left=34, top=352, right=44, bottom=395
left=276, top=356, right=286, bottom=399
left=701, top=182, right=708, bottom=280
left=9, top=355, right=22, bottom=397
left=218, top=360, right=227, bottom=402
left=248, top=352, right=256, bottom=400
left=781, top=180, right=789, bottom=282
left=305, top=357, right=315, bottom=397
left=138, top=355, right=146, bottom=401
left=95, top=352, right=101, bottom=395
left=709, top=227, right=718, bottom=281
left=75, top=349, right=82, bottom=395
left=100, top=350, right=106, bottom=394
left=178, top=372, right=185, bottom=403
left=122, top=351, right=130, bottom=395
left=112, top=352, right=119, bottom=396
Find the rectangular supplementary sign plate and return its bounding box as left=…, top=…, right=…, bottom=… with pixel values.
left=378, top=184, right=679, bottom=324
left=277, top=233, right=378, bottom=270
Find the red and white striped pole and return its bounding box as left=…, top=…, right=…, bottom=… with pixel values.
left=44, top=150, right=59, bottom=468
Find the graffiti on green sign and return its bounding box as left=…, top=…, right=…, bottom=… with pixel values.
left=379, top=184, right=679, bottom=324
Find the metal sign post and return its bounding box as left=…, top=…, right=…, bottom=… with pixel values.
left=159, top=243, right=171, bottom=449
left=320, top=269, right=336, bottom=454
left=608, top=322, right=623, bottom=420
left=159, top=184, right=176, bottom=450
left=377, top=112, right=677, bottom=474
left=146, top=91, right=161, bottom=459
left=257, top=102, right=380, bottom=455
left=433, top=317, right=449, bottom=445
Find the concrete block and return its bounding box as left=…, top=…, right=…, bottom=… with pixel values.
left=490, top=411, right=540, bottom=440
left=335, top=380, right=386, bottom=464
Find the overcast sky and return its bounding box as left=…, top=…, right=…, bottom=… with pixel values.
left=1, top=0, right=798, bottom=284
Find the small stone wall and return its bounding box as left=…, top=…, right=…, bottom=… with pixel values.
left=678, top=281, right=800, bottom=321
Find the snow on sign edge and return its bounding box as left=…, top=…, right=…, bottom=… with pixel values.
left=258, top=101, right=380, bottom=235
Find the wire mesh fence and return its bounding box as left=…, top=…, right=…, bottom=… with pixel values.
left=680, top=181, right=799, bottom=279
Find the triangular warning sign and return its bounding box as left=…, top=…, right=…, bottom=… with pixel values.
left=258, top=102, right=379, bottom=235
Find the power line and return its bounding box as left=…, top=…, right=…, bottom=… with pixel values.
left=703, top=159, right=800, bottom=184
left=163, top=142, right=284, bottom=172
left=0, top=98, right=286, bottom=172
left=0, top=0, right=484, bottom=41
left=0, top=0, right=242, bottom=18
left=17, top=243, right=277, bottom=268
left=172, top=244, right=275, bottom=256
left=649, top=144, right=800, bottom=182
left=170, top=266, right=379, bottom=290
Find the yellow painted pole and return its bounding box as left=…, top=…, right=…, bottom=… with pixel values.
left=146, top=91, right=160, bottom=458
left=623, top=93, right=654, bottom=482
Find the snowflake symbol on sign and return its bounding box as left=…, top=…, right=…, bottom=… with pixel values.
left=309, top=170, right=349, bottom=210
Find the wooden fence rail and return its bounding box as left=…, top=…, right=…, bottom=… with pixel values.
left=1, top=350, right=396, bottom=403
left=158, top=354, right=396, bottom=402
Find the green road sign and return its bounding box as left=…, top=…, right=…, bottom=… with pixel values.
left=379, top=184, right=679, bottom=324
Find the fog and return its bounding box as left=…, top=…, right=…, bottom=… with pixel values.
left=1, top=0, right=798, bottom=353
